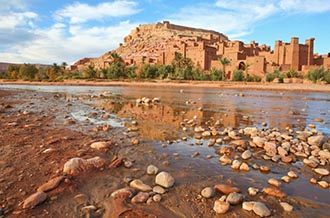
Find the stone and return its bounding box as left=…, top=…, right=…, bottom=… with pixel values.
left=310, top=178, right=318, bottom=184
left=264, top=142, right=277, bottom=156
left=147, top=165, right=159, bottom=175
left=241, top=150, right=252, bottom=160
left=239, top=162, right=250, bottom=171
left=259, top=166, right=270, bottom=173
left=130, top=179, right=152, bottom=192
left=268, top=178, right=281, bottom=187
left=111, top=188, right=135, bottom=198
left=63, top=156, right=106, bottom=175
left=281, top=176, right=291, bottom=183
left=219, top=155, right=232, bottom=165
left=131, top=138, right=139, bottom=145
left=243, top=127, right=258, bottom=135
left=314, top=168, right=329, bottom=176
left=308, top=135, right=326, bottom=147
left=280, top=202, right=293, bottom=212
left=131, top=192, right=149, bottom=204
left=202, top=131, right=211, bottom=138
left=22, top=191, right=47, bottom=209
left=319, top=150, right=330, bottom=160
left=230, top=139, right=247, bottom=148
left=228, top=131, right=237, bottom=138
left=213, top=200, right=230, bottom=214
left=288, top=171, right=298, bottom=178
left=252, top=136, right=266, bottom=147
left=248, top=187, right=259, bottom=196
left=303, top=158, right=319, bottom=168
left=226, top=192, right=244, bottom=205
left=201, top=187, right=215, bottom=198
left=281, top=156, right=293, bottom=163
left=81, top=205, right=97, bottom=213
left=90, top=141, right=112, bottom=150
left=155, top=171, right=175, bottom=188
left=214, top=184, right=241, bottom=195
left=253, top=202, right=271, bottom=217
left=153, top=194, right=162, bottom=202
left=37, top=176, right=65, bottom=192
left=231, top=160, right=242, bottom=170
left=314, top=118, right=324, bottom=122
left=277, top=146, right=288, bottom=157
left=74, top=194, right=89, bottom=205
left=262, top=187, right=286, bottom=198
left=109, top=156, right=123, bottom=168
left=153, top=186, right=166, bottom=194
left=242, top=201, right=256, bottom=211
left=318, top=181, right=329, bottom=188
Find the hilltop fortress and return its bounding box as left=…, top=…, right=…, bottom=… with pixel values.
left=72, top=21, right=330, bottom=77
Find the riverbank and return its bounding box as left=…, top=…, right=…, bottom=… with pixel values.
left=1, top=79, right=330, bottom=92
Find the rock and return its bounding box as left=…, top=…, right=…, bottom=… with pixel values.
left=22, top=191, right=47, bottom=209
left=219, top=155, right=232, bottom=165
left=63, top=157, right=106, bottom=175
left=201, top=187, right=214, bottom=198
left=213, top=199, right=230, bottom=214
left=37, top=176, right=65, bottom=192
left=319, top=150, right=330, bottom=160
left=231, top=139, right=247, bottom=148
left=74, top=193, right=89, bottom=205
left=226, top=192, right=244, bottom=205
left=264, top=142, right=277, bottom=156
left=314, top=118, right=324, bottom=122
left=281, top=156, right=293, bottom=163
left=248, top=187, right=259, bottom=196
left=322, top=142, right=330, bottom=150
left=252, top=136, right=266, bottom=147
left=308, top=135, right=326, bottom=147
left=259, top=166, right=270, bottom=173
left=153, top=186, right=166, bottom=194
left=239, top=162, right=250, bottom=171
left=81, top=205, right=97, bottom=213
left=153, top=194, right=162, bottom=202
left=318, top=181, right=329, bottom=188
left=202, top=131, right=211, bottom=138
left=111, top=188, right=135, bottom=198
left=253, top=202, right=271, bottom=217
left=214, top=184, right=240, bottom=195
left=228, top=131, right=237, bottom=138
left=303, top=158, right=319, bottom=168
left=131, top=138, right=139, bottom=145
left=242, top=201, right=256, bottom=211
left=314, top=168, right=330, bottom=176
left=131, top=192, right=149, bottom=204
left=109, top=156, right=123, bottom=168
left=231, top=160, right=242, bottom=170
left=277, top=146, right=288, bottom=157
left=310, top=178, right=318, bottom=184
left=243, top=127, right=258, bottom=136
left=288, top=171, right=298, bottom=178
left=90, top=141, right=112, bottom=150
left=130, top=179, right=152, bottom=192
left=241, top=150, right=252, bottom=160
left=155, top=171, right=175, bottom=188
left=262, top=187, right=286, bottom=198
left=147, top=165, right=159, bottom=175
left=280, top=202, right=293, bottom=212
left=268, top=178, right=281, bottom=187
left=281, top=176, right=291, bottom=183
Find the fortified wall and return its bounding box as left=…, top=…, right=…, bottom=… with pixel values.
left=71, top=21, right=330, bottom=77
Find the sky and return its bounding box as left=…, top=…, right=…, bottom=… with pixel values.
left=0, top=0, right=330, bottom=65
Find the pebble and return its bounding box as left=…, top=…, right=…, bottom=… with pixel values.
left=155, top=171, right=175, bottom=188
left=268, top=178, right=281, bottom=187
left=241, top=150, right=252, bottom=160
left=318, top=181, right=329, bottom=189
left=226, top=192, right=244, bottom=205
left=131, top=138, right=139, bottom=145
left=242, top=201, right=256, bottom=211
left=281, top=176, right=291, bottom=183
left=110, top=188, right=135, bottom=198
left=213, top=199, right=230, bottom=214
left=314, top=168, right=329, bottom=176
left=239, top=162, right=250, bottom=171
left=81, top=205, right=97, bottom=213
left=280, top=202, right=293, bottom=212
left=130, top=179, right=152, bottom=192
left=248, top=187, right=259, bottom=196
left=74, top=193, right=89, bottom=205
left=253, top=202, right=271, bottom=217
left=231, top=160, right=242, bottom=170
left=191, top=152, right=200, bottom=157
left=262, top=187, right=286, bottom=198
left=153, top=194, right=162, bottom=202
left=37, top=176, right=65, bottom=192
left=259, top=166, right=270, bottom=173
left=310, top=178, right=318, bottom=185
left=131, top=192, right=149, bottom=204
left=304, top=158, right=319, bottom=168
left=90, top=141, right=112, bottom=150
left=63, top=156, right=106, bottom=175
left=153, top=186, right=166, bottom=194
left=202, top=131, right=211, bottom=138
left=308, top=135, right=326, bottom=147
left=147, top=165, right=159, bottom=175
left=219, top=155, right=232, bottom=165
left=201, top=187, right=215, bottom=198
left=288, top=171, right=298, bottom=179
left=214, top=184, right=240, bottom=195
left=22, top=191, right=47, bottom=209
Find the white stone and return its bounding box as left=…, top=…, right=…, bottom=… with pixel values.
left=280, top=202, right=293, bottom=212
left=201, top=187, right=214, bottom=198
left=314, top=168, right=329, bottom=176
left=248, top=187, right=259, bottom=196
left=242, top=201, right=256, bottom=211
left=155, top=171, right=175, bottom=188
left=147, top=165, right=159, bottom=175
left=253, top=202, right=271, bottom=217
left=241, top=150, right=252, bottom=160
left=213, top=200, right=230, bottom=214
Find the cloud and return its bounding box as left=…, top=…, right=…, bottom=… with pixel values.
left=0, top=0, right=27, bottom=12
left=0, top=11, right=38, bottom=29
left=279, top=0, right=330, bottom=13
left=54, top=0, right=140, bottom=24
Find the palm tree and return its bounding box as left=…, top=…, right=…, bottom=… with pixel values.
left=219, top=57, right=231, bottom=80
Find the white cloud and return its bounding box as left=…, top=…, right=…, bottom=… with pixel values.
left=54, top=0, right=140, bottom=24
left=279, top=0, right=330, bottom=13
left=0, top=0, right=27, bottom=12
left=0, top=12, right=38, bottom=29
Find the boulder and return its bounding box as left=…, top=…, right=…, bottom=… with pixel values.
left=155, top=171, right=175, bottom=188
left=22, top=191, right=47, bottom=209
left=213, top=200, right=230, bottom=214
left=253, top=202, right=271, bottom=217
left=308, top=135, right=326, bottom=147
left=130, top=179, right=152, bottom=192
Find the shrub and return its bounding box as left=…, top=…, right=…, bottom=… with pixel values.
left=210, top=68, right=223, bottom=81
left=232, top=70, right=244, bottom=81
left=305, top=67, right=325, bottom=83
left=286, top=69, right=298, bottom=78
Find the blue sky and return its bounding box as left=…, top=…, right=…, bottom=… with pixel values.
left=0, top=0, right=330, bottom=65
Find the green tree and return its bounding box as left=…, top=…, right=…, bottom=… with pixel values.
left=171, top=52, right=193, bottom=79
left=219, top=57, right=231, bottom=79
left=305, top=67, right=325, bottom=83
left=19, top=64, right=38, bottom=80
left=84, top=65, right=97, bottom=78
left=232, top=70, right=245, bottom=81
left=126, top=66, right=137, bottom=79
left=210, top=68, right=223, bottom=81
left=140, top=64, right=158, bottom=79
